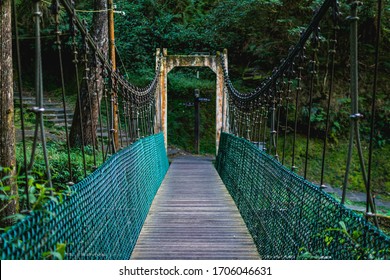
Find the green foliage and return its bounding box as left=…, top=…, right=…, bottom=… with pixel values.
left=277, top=133, right=390, bottom=197
left=42, top=243, right=66, bottom=260
left=113, top=0, right=304, bottom=72
left=167, top=69, right=216, bottom=154
left=13, top=0, right=390, bottom=143
left=15, top=141, right=102, bottom=190
left=297, top=247, right=323, bottom=260
left=299, top=221, right=390, bottom=260
left=111, top=0, right=390, bottom=147
left=0, top=168, right=72, bottom=232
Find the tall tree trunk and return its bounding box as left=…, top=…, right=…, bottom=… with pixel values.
left=70, top=0, right=109, bottom=147
left=0, top=0, right=18, bottom=228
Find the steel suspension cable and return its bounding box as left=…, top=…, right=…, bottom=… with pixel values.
left=282, top=65, right=293, bottom=165
left=304, top=29, right=319, bottom=180
left=82, top=22, right=97, bottom=168
left=291, top=48, right=304, bottom=172
left=320, top=5, right=339, bottom=189
left=367, top=0, right=382, bottom=220
left=33, top=0, right=53, bottom=191
left=51, top=0, right=73, bottom=184
left=70, top=13, right=87, bottom=177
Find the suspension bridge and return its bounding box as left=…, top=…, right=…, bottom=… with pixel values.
left=1, top=0, right=390, bottom=260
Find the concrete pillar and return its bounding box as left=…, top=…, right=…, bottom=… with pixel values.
left=155, top=49, right=168, bottom=150
left=222, top=49, right=229, bottom=134
left=215, top=53, right=223, bottom=154
left=155, top=48, right=161, bottom=134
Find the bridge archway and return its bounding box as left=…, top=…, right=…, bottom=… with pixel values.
left=155, top=48, right=228, bottom=153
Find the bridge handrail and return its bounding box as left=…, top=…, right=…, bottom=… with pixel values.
left=0, top=134, right=169, bottom=260
left=217, top=132, right=390, bottom=260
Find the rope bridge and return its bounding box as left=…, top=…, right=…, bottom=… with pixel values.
left=1, top=0, right=390, bottom=260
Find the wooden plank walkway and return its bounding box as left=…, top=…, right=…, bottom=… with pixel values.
left=131, top=156, right=260, bottom=260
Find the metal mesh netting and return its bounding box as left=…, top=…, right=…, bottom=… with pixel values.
left=216, top=132, right=390, bottom=260
left=0, top=133, right=168, bottom=260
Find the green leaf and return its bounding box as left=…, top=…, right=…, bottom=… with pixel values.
left=1, top=186, right=11, bottom=192
left=28, top=176, right=35, bottom=186
left=51, top=251, right=63, bottom=260
left=56, top=243, right=66, bottom=260
left=4, top=214, right=26, bottom=223
left=339, top=221, right=347, bottom=233
left=352, top=230, right=362, bottom=240
left=1, top=226, right=12, bottom=232
left=0, top=194, right=10, bottom=200
left=57, top=193, right=64, bottom=204
left=325, top=236, right=334, bottom=246
left=29, top=193, right=37, bottom=204
left=43, top=251, right=63, bottom=260
left=1, top=175, right=13, bottom=181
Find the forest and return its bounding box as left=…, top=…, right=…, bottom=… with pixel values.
left=65, top=1, right=390, bottom=192
left=1, top=0, right=390, bottom=227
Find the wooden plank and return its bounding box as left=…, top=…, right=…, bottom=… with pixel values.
left=131, top=156, right=260, bottom=260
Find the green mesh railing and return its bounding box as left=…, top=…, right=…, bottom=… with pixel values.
left=0, top=133, right=168, bottom=260
left=216, top=133, right=390, bottom=260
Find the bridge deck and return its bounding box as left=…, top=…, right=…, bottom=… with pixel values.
left=131, top=156, right=260, bottom=260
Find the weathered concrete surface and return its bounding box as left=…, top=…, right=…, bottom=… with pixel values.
left=155, top=49, right=228, bottom=154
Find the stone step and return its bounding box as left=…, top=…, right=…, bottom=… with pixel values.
left=14, top=96, right=61, bottom=101
left=16, top=129, right=130, bottom=143
left=52, top=123, right=72, bottom=128
left=15, top=100, right=65, bottom=107
left=14, top=96, right=74, bottom=109
left=45, top=119, right=73, bottom=125
left=44, top=113, right=74, bottom=120
left=97, top=132, right=129, bottom=138
left=44, top=117, right=73, bottom=123
left=17, top=103, right=64, bottom=108
left=42, top=108, right=73, bottom=114
left=15, top=104, right=73, bottom=114
left=16, top=130, right=62, bottom=141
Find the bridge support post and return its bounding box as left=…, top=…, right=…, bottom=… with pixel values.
left=155, top=49, right=168, bottom=150
left=108, top=0, right=119, bottom=149
left=221, top=49, right=229, bottom=135
left=216, top=49, right=229, bottom=153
